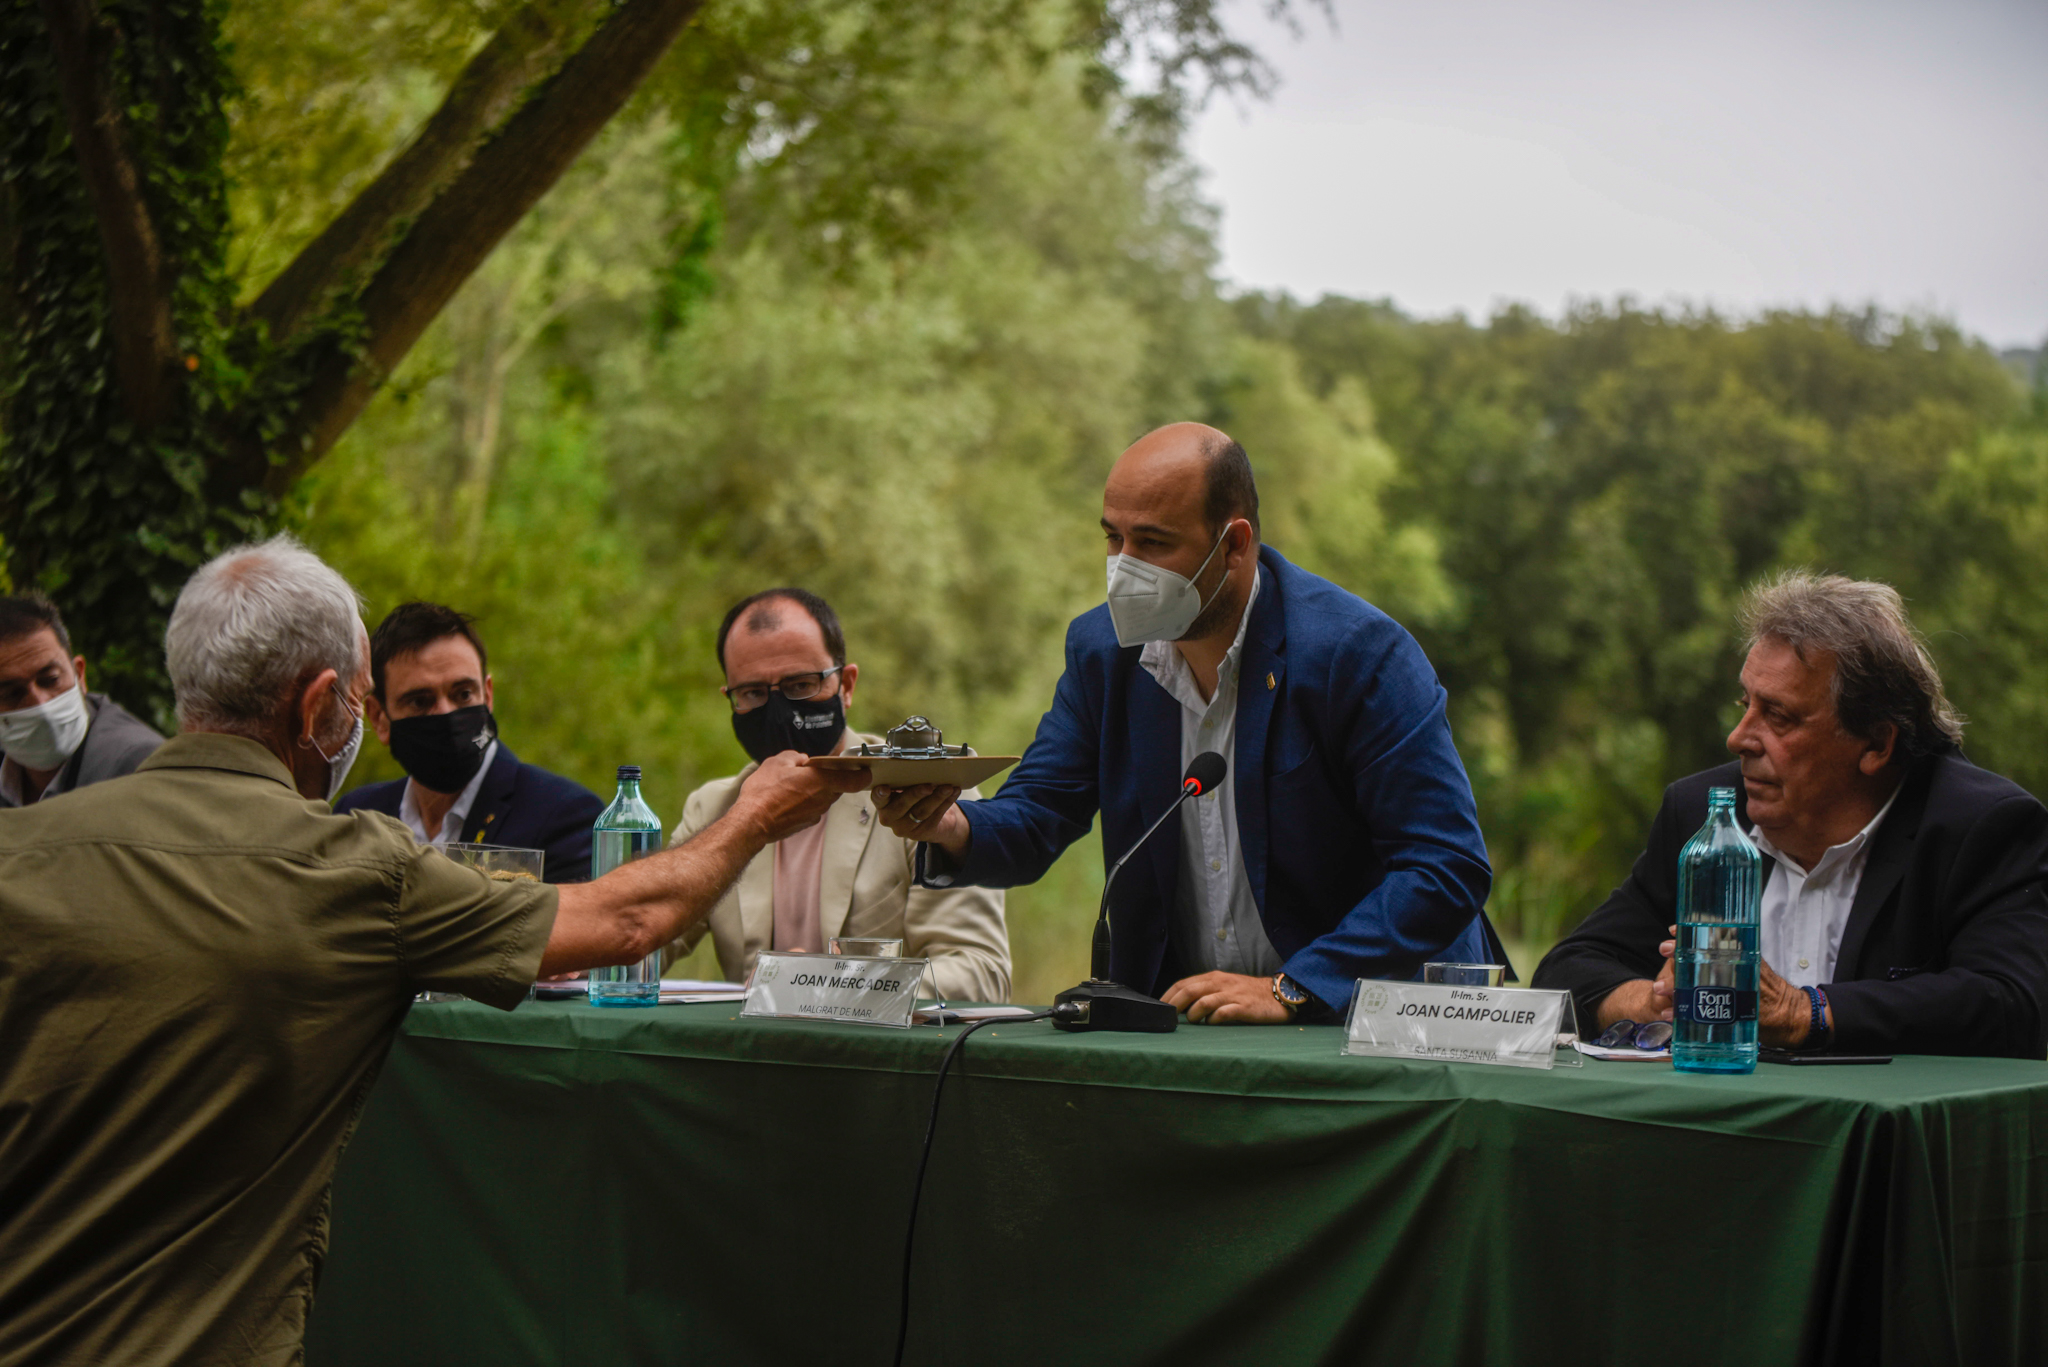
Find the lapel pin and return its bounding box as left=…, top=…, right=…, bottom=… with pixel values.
left=1266, top=672, right=1276, bottom=691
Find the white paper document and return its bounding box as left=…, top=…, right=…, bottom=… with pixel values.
left=912, top=1005, right=1039, bottom=1024
left=1571, top=1041, right=1672, bottom=1062
left=658, top=978, right=748, bottom=1005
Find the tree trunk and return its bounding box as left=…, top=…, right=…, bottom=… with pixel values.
left=260, top=0, right=709, bottom=495
left=245, top=0, right=595, bottom=348
left=34, top=0, right=179, bottom=429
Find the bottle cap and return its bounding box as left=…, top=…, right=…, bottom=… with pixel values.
left=617, top=765, right=642, bottom=782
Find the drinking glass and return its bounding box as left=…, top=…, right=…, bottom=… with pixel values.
left=829, top=937, right=904, bottom=958
left=444, top=842, right=546, bottom=883
left=1423, top=962, right=1506, bottom=987
left=428, top=843, right=547, bottom=1001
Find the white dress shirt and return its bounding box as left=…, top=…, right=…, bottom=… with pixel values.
left=1751, top=783, right=1901, bottom=988
left=397, top=740, right=499, bottom=847
left=1139, top=567, right=1283, bottom=978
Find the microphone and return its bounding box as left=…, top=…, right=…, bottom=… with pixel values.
left=1056, top=752, right=1228, bottom=1034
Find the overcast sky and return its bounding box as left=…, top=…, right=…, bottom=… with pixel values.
left=1187, top=0, right=2048, bottom=348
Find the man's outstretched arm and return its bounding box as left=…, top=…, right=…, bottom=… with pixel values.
left=540, top=754, right=866, bottom=976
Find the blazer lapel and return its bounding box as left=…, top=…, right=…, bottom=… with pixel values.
left=1835, top=762, right=1929, bottom=977
left=816, top=792, right=878, bottom=945
left=1234, top=556, right=1286, bottom=914
left=460, top=743, right=521, bottom=844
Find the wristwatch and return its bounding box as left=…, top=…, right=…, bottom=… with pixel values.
left=1271, top=972, right=1311, bottom=1018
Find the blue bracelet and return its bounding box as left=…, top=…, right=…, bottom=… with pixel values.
left=1800, top=984, right=1831, bottom=1049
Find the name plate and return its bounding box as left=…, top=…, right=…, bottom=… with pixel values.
left=1344, top=981, right=1570, bottom=1070
left=742, top=952, right=928, bottom=1029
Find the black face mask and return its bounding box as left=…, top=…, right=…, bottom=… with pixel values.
left=731, top=691, right=844, bottom=763
left=388, top=704, right=498, bottom=794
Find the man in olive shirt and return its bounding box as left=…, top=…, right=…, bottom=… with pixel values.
left=0, top=535, right=862, bottom=1367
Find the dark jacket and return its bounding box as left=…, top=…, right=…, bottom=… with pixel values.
left=0, top=692, right=164, bottom=807
left=931, top=544, right=1502, bottom=1009
left=335, top=742, right=604, bottom=884
left=1533, top=753, right=2048, bottom=1058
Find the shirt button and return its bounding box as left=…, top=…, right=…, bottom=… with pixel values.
left=1798, top=957, right=1810, bottom=970
left=1215, top=928, right=1228, bottom=942
left=1209, top=859, right=1222, bottom=872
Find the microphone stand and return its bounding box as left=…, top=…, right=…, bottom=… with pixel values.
left=1052, top=780, right=1201, bottom=1034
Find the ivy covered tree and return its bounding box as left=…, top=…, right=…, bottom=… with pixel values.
left=0, top=0, right=1284, bottom=719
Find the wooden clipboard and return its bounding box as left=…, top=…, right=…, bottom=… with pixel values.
left=805, top=753, right=1019, bottom=789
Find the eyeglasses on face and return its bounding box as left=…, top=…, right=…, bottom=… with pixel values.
left=721, top=666, right=844, bottom=713
left=1592, top=1019, right=1673, bottom=1051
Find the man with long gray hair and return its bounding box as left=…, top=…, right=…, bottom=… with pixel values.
left=1537, top=571, right=2048, bottom=1058
left=0, top=535, right=864, bottom=1365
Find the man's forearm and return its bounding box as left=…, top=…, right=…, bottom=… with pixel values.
left=618, top=807, right=775, bottom=945
left=543, top=803, right=773, bottom=975
left=1595, top=980, right=1658, bottom=1030
left=921, top=803, right=972, bottom=860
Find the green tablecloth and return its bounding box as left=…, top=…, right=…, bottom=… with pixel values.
left=305, top=1000, right=2048, bottom=1367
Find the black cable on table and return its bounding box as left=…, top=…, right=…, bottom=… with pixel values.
left=893, top=1007, right=1066, bottom=1367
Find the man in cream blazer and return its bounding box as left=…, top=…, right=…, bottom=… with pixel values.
left=665, top=745, right=1009, bottom=1001
left=662, top=588, right=1010, bottom=1002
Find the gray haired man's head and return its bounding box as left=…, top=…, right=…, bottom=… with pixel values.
left=166, top=535, right=365, bottom=739
left=1739, top=570, right=1963, bottom=762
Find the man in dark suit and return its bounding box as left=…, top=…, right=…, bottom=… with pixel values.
left=1536, top=572, right=2048, bottom=1058
left=1, top=593, right=163, bottom=807
left=335, top=603, right=602, bottom=883
left=874, top=422, right=1501, bottom=1023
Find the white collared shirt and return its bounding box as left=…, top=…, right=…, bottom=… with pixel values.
left=1139, top=567, right=1283, bottom=978
left=1751, top=784, right=1901, bottom=988
left=398, top=740, right=499, bottom=847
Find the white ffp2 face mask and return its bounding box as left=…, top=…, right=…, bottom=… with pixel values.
left=1104, top=527, right=1230, bottom=648
left=309, top=686, right=365, bottom=803
left=0, top=682, right=91, bottom=771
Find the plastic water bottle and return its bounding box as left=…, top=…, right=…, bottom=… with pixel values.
left=1673, top=785, right=1762, bottom=1073
left=588, top=765, right=664, bottom=1008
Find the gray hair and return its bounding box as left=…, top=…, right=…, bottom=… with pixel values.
left=1739, top=570, right=1963, bottom=760
left=166, top=534, right=365, bottom=736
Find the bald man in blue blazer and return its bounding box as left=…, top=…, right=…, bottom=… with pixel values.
left=875, top=424, right=1504, bottom=1022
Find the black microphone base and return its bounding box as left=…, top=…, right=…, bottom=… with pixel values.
left=1051, top=979, right=1179, bottom=1033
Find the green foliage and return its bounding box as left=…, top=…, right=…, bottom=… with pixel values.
left=10, top=0, right=2045, bottom=998
left=296, top=13, right=1245, bottom=998
left=1239, top=294, right=2045, bottom=944
left=287, top=4, right=2048, bottom=983
left=3, top=0, right=1298, bottom=725
left=0, top=0, right=261, bottom=724
left=220, top=0, right=530, bottom=294
left=298, top=19, right=1234, bottom=750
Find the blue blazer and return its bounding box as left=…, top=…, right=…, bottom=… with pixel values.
left=939, top=545, right=1502, bottom=1008
left=335, top=742, right=604, bottom=884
